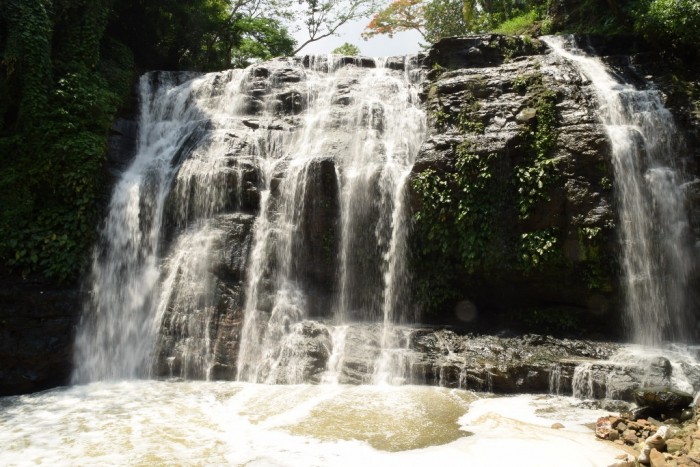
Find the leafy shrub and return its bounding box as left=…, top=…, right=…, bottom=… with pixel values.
left=636, top=0, right=700, bottom=51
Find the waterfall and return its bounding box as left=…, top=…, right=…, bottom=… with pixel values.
left=72, top=70, right=233, bottom=382
left=543, top=36, right=695, bottom=346
left=73, top=56, right=426, bottom=383
left=236, top=56, right=426, bottom=383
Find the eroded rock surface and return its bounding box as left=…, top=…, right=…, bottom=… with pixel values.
left=410, top=35, right=619, bottom=335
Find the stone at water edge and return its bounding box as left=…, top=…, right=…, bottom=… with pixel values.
left=630, top=406, right=656, bottom=421
left=649, top=448, right=667, bottom=467
left=680, top=409, right=694, bottom=422
left=633, top=387, right=694, bottom=413
left=638, top=425, right=669, bottom=464
left=607, top=462, right=636, bottom=467
left=666, top=438, right=685, bottom=454
left=551, top=422, right=565, bottom=429
left=597, top=416, right=615, bottom=439
left=622, top=429, right=638, bottom=445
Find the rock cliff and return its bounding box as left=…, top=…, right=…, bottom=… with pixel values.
left=409, top=35, right=619, bottom=336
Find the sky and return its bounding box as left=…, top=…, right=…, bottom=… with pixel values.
left=292, top=17, right=424, bottom=57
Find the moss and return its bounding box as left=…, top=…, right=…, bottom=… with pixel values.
left=518, top=228, right=561, bottom=272
left=576, top=226, right=616, bottom=292
left=432, top=104, right=451, bottom=132
left=513, top=89, right=560, bottom=220
left=512, top=72, right=543, bottom=94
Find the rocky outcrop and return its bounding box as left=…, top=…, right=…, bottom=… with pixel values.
left=0, top=279, right=80, bottom=396
left=325, top=322, right=624, bottom=391
left=250, top=319, right=700, bottom=400
left=409, top=35, right=622, bottom=336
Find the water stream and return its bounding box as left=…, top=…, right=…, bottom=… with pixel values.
left=73, top=56, right=425, bottom=385
left=544, top=36, right=695, bottom=346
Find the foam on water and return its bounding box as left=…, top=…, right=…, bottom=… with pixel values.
left=1, top=382, right=625, bottom=466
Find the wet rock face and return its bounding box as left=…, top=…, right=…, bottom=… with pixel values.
left=153, top=213, right=255, bottom=380
left=0, top=280, right=80, bottom=396
left=243, top=320, right=632, bottom=394
left=398, top=329, right=620, bottom=393
left=633, top=387, right=695, bottom=414
left=294, top=157, right=340, bottom=318
left=336, top=324, right=383, bottom=385
left=410, top=34, right=619, bottom=335
left=264, top=321, right=332, bottom=384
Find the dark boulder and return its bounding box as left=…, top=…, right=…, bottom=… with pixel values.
left=633, top=387, right=694, bottom=413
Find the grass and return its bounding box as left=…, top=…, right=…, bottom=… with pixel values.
left=492, top=11, right=539, bottom=35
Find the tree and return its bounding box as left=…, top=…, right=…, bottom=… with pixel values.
left=362, top=0, right=427, bottom=41
left=332, top=42, right=361, bottom=55
left=423, top=0, right=469, bottom=42
left=363, top=0, right=468, bottom=44
left=293, top=0, right=383, bottom=54
left=637, top=0, right=700, bottom=51
left=107, top=0, right=296, bottom=70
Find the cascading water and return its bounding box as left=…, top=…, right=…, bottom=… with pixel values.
left=236, top=56, right=426, bottom=383
left=72, top=70, right=223, bottom=382
left=543, top=36, right=696, bottom=346
left=73, top=55, right=425, bottom=384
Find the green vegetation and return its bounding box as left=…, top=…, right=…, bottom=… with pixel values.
left=0, top=0, right=130, bottom=281
left=411, top=142, right=505, bottom=312
left=0, top=0, right=384, bottom=283
left=518, top=228, right=560, bottom=272
left=332, top=43, right=362, bottom=56
left=412, top=71, right=567, bottom=312
left=514, top=90, right=559, bottom=219
left=492, top=10, right=539, bottom=35
left=637, top=0, right=700, bottom=53
left=364, top=0, right=700, bottom=55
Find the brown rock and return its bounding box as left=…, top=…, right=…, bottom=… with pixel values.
left=675, top=454, right=700, bottom=466
left=667, top=438, right=686, bottom=455
left=551, top=422, right=565, bottom=429
left=597, top=416, right=614, bottom=439
left=609, top=430, right=620, bottom=441
left=650, top=448, right=667, bottom=467
left=623, top=429, right=639, bottom=445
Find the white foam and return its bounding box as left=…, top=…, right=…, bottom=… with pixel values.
left=0, top=382, right=626, bottom=467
